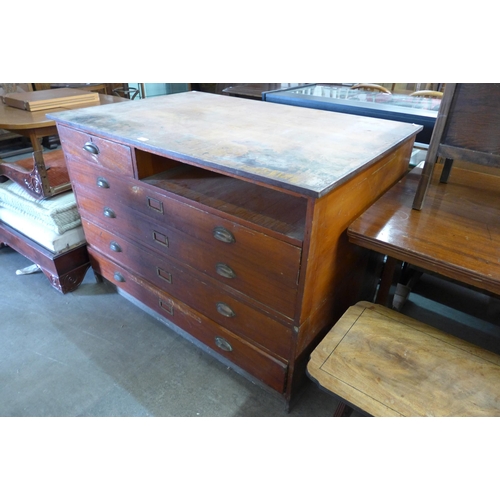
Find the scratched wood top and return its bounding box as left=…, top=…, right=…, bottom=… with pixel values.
left=47, top=91, right=420, bottom=198
left=308, top=301, right=500, bottom=416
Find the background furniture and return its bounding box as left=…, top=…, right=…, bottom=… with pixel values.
left=264, top=84, right=440, bottom=144
left=350, top=83, right=391, bottom=94
left=0, top=178, right=89, bottom=293
left=0, top=92, right=125, bottom=292
left=0, top=149, right=69, bottom=200
left=413, top=83, right=500, bottom=209
left=307, top=301, right=500, bottom=416
left=348, top=162, right=500, bottom=307
left=49, top=91, right=419, bottom=406
left=410, top=90, right=443, bottom=98
left=222, top=83, right=310, bottom=100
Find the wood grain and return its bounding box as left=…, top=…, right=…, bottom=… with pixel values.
left=308, top=301, right=500, bottom=416
left=349, top=162, right=500, bottom=296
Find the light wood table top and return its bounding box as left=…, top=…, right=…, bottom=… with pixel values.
left=307, top=301, right=500, bottom=416
left=0, top=92, right=122, bottom=131
left=348, top=162, right=500, bottom=297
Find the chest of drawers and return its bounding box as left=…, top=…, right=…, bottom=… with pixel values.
left=49, top=92, right=420, bottom=406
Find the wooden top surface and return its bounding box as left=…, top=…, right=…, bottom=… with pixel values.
left=0, top=92, right=123, bottom=131
left=348, top=162, right=500, bottom=296
left=307, top=301, right=500, bottom=416
left=47, top=91, right=420, bottom=198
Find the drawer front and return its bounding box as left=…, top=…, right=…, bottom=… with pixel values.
left=68, top=162, right=302, bottom=289
left=75, top=185, right=299, bottom=318
left=58, top=124, right=135, bottom=176
left=88, top=248, right=288, bottom=394
left=83, top=219, right=293, bottom=360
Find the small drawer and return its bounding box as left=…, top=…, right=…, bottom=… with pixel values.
left=58, top=124, right=135, bottom=176
left=82, top=219, right=294, bottom=360
left=88, top=249, right=289, bottom=394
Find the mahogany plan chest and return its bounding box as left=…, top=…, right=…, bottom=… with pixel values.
left=49, top=92, right=420, bottom=406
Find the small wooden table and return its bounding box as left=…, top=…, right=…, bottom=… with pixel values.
left=307, top=301, right=500, bottom=416
left=0, top=91, right=123, bottom=152
left=348, top=162, right=500, bottom=305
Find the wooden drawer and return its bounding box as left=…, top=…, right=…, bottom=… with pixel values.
left=58, top=124, right=135, bottom=176
left=88, top=248, right=288, bottom=394
left=68, top=161, right=302, bottom=286
left=83, top=218, right=294, bottom=359
left=74, top=183, right=300, bottom=318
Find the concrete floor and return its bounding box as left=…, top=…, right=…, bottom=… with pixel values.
left=1, top=247, right=340, bottom=416
left=2, top=242, right=500, bottom=417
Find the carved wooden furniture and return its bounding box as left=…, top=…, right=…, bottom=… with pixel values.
left=0, top=178, right=89, bottom=293
left=0, top=149, right=70, bottom=200
left=49, top=91, right=419, bottom=405
left=0, top=224, right=89, bottom=293
left=307, top=301, right=500, bottom=416
left=348, top=162, right=500, bottom=307
left=412, top=83, right=500, bottom=209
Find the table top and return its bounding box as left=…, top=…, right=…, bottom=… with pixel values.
left=348, top=162, right=500, bottom=296
left=47, top=91, right=420, bottom=198
left=307, top=301, right=500, bottom=416
left=0, top=91, right=123, bottom=131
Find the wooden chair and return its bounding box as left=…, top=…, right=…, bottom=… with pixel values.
left=350, top=83, right=392, bottom=94
left=412, top=83, right=500, bottom=210
left=112, top=83, right=144, bottom=99
left=410, top=90, right=444, bottom=98
left=0, top=149, right=70, bottom=200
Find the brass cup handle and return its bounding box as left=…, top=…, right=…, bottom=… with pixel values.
left=113, top=272, right=125, bottom=282
left=83, top=142, right=100, bottom=155
left=216, top=302, right=235, bottom=318
left=216, top=263, right=236, bottom=279
left=215, top=336, right=233, bottom=352
left=213, top=226, right=235, bottom=244
left=110, top=241, right=122, bottom=252
left=97, top=177, right=110, bottom=189
left=103, top=207, right=116, bottom=218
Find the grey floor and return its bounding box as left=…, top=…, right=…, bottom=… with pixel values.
left=2, top=244, right=500, bottom=417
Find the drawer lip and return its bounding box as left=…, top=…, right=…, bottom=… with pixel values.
left=82, top=218, right=294, bottom=360
left=88, top=248, right=288, bottom=394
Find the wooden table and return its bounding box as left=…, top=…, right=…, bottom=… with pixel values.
left=348, top=161, right=500, bottom=305
left=307, top=301, right=500, bottom=416
left=0, top=91, right=122, bottom=152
